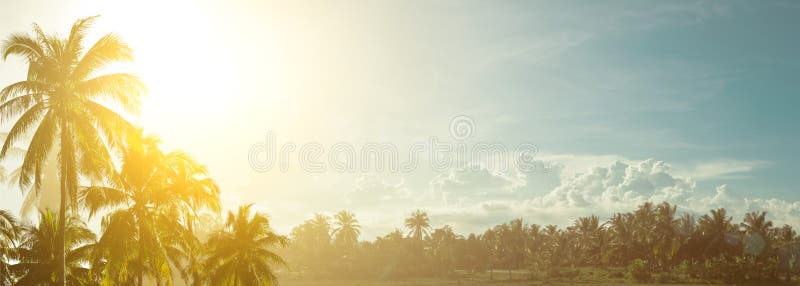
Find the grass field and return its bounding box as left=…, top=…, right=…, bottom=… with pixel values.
left=281, top=278, right=711, bottom=286
left=279, top=267, right=794, bottom=286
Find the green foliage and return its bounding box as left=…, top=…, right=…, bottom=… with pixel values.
left=626, top=259, right=652, bottom=283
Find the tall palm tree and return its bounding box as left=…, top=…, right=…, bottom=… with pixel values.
left=573, top=215, right=602, bottom=265
left=607, top=213, right=635, bottom=265
left=309, top=213, right=332, bottom=244
left=206, top=204, right=288, bottom=285
left=742, top=211, right=773, bottom=238
left=698, top=208, right=739, bottom=258
left=404, top=209, right=430, bottom=241
left=332, top=210, right=361, bottom=248
left=11, top=209, right=96, bottom=285
left=652, top=202, right=679, bottom=268
left=83, top=131, right=220, bottom=285
left=1, top=16, right=145, bottom=285
left=0, top=209, right=20, bottom=284
left=742, top=211, right=773, bottom=257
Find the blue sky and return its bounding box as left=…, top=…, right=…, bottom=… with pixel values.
left=0, top=0, right=798, bottom=236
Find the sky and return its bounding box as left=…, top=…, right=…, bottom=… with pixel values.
left=0, top=0, right=799, bottom=238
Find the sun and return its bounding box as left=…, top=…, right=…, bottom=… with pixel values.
left=81, top=1, right=238, bottom=140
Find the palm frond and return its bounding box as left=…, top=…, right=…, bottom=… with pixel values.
left=66, top=16, right=100, bottom=61
left=1, top=32, right=44, bottom=60
left=80, top=186, right=129, bottom=219
left=72, top=33, right=133, bottom=80
left=0, top=80, right=48, bottom=102
left=78, top=73, right=146, bottom=114
left=0, top=103, right=46, bottom=160
left=17, top=110, right=56, bottom=190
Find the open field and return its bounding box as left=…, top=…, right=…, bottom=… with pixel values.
left=280, top=268, right=722, bottom=286
left=279, top=267, right=797, bottom=286
left=282, top=279, right=712, bottom=286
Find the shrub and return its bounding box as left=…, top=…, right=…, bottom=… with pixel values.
left=627, top=259, right=652, bottom=283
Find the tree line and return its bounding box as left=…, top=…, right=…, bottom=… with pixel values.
left=284, top=203, right=800, bottom=283
left=0, top=17, right=285, bottom=285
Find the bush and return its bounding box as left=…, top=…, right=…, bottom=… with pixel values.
left=627, top=259, right=652, bottom=283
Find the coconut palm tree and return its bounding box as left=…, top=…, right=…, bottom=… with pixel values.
left=206, top=204, right=288, bottom=285
left=652, top=202, right=679, bottom=268
left=0, top=209, right=20, bottom=284
left=332, top=210, right=360, bottom=248
left=11, top=209, right=96, bottom=285
left=309, top=213, right=332, bottom=243
left=83, top=131, right=219, bottom=285
left=607, top=213, right=635, bottom=265
left=0, top=16, right=145, bottom=285
left=698, top=208, right=739, bottom=259
left=573, top=215, right=602, bottom=265
left=742, top=211, right=773, bottom=238
left=404, top=209, right=430, bottom=241
left=742, top=211, right=773, bottom=258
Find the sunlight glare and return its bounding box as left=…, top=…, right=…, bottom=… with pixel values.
left=87, top=1, right=239, bottom=141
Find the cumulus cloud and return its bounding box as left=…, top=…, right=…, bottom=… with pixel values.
left=429, top=164, right=527, bottom=204
left=278, top=156, right=791, bottom=238
left=424, top=158, right=800, bottom=233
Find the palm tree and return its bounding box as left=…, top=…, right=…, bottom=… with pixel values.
left=607, top=213, right=635, bottom=265
left=332, top=210, right=361, bottom=248
left=404, top=209, right=430, bottom=241
left=742, top=211, right=773, bottom=257
left=206, top=204, right=288, bottom=285
left=773, top=224, right=796, bottom=245
left=170, top=212, right=222, bottom=286
left=11, top=209, right=96, bottom=285
left=573, top=215, right=602, bottom=266
left=698, top=208, right=739, bottom=259
left=742, top=211, right=773, bottom=238
left=83, top=131, right=220, bottom=285
left=1, top=16, right=145, bottom=285
left=652, top=202, right=679, bottom=268
left=430, top=225, right=458, bottom=274
left=0, top=209, right=20, bottom=284
left=505, top=219, right=527, bottom=270
left=309, top=213, right=332, bottom=244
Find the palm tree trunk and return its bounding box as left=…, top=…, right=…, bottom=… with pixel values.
left=56, top=182, right=67, bottom=286
left=56, top=121, right=75, bottom=286
left=138, top=233, right=146, bottom=286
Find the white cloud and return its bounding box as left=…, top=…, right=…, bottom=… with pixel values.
left=429, top=164, right=526, bottom=204
left=347, top=174, right=411, bottom=205
left=420, top=157, right=800, bottom=234
left=675, top=159, right=771, bottom=180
